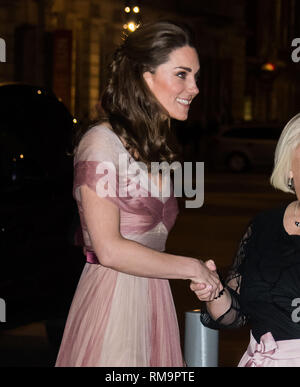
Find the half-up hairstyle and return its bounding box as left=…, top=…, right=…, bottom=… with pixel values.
left=76, top=21, right=197, bottom=169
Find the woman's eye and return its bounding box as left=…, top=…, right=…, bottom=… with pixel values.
left=176, top=72, right=186, bottom=79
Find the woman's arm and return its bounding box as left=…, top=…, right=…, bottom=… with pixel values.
left=81, top=185, right=222, bottom=296
left=205, top=288, right=232, bottom=320
left=190, top=224, right=253, bottom=328
left=191, top=274, right=247, bottom=328
left=191, top=275, right=236, bottom=320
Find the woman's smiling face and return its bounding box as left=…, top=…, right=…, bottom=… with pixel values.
left=143, top=45, right=200, bottom=121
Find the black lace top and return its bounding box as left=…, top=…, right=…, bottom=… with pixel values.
left=200, top=204, right=300, bottom=342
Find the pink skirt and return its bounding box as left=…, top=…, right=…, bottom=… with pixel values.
left=55, top=263, right=184, bottom=367
left=238, top=331, right=300, bottom=367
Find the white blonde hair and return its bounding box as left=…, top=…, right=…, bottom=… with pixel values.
left=270, top=113, right=300, bottom=193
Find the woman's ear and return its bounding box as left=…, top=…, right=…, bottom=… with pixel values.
left=143, top=71, right=154, bottom=89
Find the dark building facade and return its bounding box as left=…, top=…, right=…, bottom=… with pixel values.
left=245, top=0, right=300, bottom=123
left=0, top=0, right=299, bottom=128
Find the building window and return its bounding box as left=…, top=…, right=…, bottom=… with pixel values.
left=244, top=95, right=253, bottom=121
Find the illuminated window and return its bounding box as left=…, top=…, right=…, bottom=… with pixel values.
left=244, top=95, right=253, bottom=121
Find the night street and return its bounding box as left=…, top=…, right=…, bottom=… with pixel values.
left=0, top=168, right=292, bottom=367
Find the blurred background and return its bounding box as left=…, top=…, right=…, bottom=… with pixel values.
left=0, top=0, right=300, bottom=367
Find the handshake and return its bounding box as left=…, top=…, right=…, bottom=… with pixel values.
left=190, top=259, right=224, bottom=302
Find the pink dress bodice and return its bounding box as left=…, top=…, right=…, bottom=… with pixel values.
left=73, top=124, right=179, bottom=253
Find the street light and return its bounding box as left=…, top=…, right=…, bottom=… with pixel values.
left=123, top=1, right=141, bottom=33
left=261, top=62, right=276, bottom=71
left=127, top=22, right=137, bottom=32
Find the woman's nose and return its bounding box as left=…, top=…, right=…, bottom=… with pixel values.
left=187, top=78, right=199, bottom=95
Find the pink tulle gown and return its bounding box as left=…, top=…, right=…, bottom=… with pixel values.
left=55, top=124, right=184, bottom=367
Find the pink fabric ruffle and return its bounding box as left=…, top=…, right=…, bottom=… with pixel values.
left=238, top=331, right=300, bottom=367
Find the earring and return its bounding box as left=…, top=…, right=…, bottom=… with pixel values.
left=288, top=177, right=294, bottom=190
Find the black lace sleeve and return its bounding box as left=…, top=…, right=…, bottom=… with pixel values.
left=200, top=224, right=253, bottom=330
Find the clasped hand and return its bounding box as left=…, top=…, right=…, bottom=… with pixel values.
left=191, top=260, right=223, bottom=302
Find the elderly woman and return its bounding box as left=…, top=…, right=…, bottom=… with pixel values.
left=55, top=21, right=221, bottom=367
left=192, top=113, right=300, bottom=367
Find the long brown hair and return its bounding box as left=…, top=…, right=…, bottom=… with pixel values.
left=74, top=21, right=197, bottom=169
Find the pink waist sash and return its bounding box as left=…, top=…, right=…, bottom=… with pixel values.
left=85, top=250, right=99, bottom=264
left=239, top=331, right=300, bottom=367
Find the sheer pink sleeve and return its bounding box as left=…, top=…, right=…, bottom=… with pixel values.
left=73, top=125, right=124, bottom=207
left=72, top=125, right=127, bottom=250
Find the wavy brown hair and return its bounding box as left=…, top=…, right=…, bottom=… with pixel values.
left=74, top=21, right=197, bottom=169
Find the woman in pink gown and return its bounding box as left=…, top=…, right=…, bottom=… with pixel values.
left=55, top=21, right=221, bottom=367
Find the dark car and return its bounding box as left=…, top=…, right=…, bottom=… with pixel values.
left=0, top=83, right=85, bottom=333
left=210, top=123, right=284, bottom=172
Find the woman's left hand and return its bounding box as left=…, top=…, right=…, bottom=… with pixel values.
left=190, top=260, right=223, bottom=301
